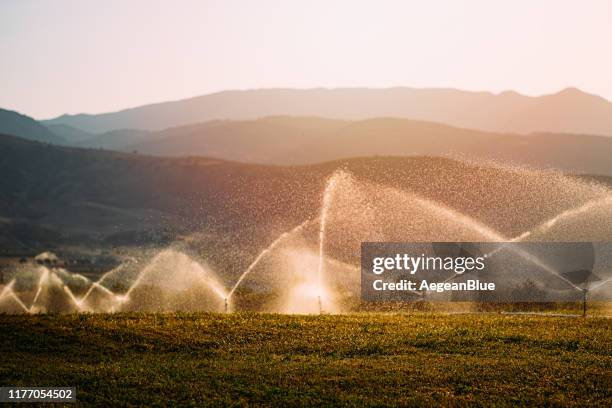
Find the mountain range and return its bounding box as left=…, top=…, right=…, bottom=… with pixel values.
left=49, top=116, right=612, bottom=176
left=2, top=108, right=612, bottom=176
left=41, top=87, right=612, bottom=136
left=1, top=86, right=612, bottom=177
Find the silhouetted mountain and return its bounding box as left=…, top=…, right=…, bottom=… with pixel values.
left=0, top=108, right=64, bottom=144
left=47, top=124, right=95, bottom=143
left=41, top=87, right=612, bottom=136
left=128, top=117, right=346, bottom=162
left=47, top=123, right=150, bottom=149
left=123, top=116, right=612, bottom=175
left=76, top=129, right=151, bottom=149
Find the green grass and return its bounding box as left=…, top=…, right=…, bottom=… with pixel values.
left=0, top=313, right=610, bottom=406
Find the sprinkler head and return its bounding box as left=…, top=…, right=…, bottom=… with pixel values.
left=224, top=297, right=228, bottom=313
left=115, top=295, right=129, bottom=303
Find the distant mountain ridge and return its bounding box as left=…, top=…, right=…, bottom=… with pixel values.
left=0, top=108, right=64, bottom=144
left=45, top=123, right=151, bottom=149
left=2, top=106, right=612, bottom=175
left=46, top=124, right=95, bottom=143
left=42, top=87, right=612, bottom=136
left=115, top=116, right=612, bottom=176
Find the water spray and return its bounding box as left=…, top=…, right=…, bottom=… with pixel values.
left=226, top=220, right=309, bottom=306
left=2, top=171, right=611, bottom=316
left=316, top=171, right=345, bottom=315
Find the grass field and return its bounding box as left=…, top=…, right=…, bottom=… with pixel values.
left=0, top=313, right=610, bottom=406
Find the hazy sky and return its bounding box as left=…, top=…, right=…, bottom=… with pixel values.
left=1, top=0, right=611, bottom=119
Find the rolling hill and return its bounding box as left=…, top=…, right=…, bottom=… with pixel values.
left=0, top=108, right=64, bottom=144
left=46, top=123, right=95, bottom=143
left=47, top=123, right=151, bottom=149
left=41, top=87, right=612, bottom=136
left=121, top=116, right=612, bottom=175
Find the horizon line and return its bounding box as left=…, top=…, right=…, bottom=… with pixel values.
left=32, top=85, right=608, bottom=121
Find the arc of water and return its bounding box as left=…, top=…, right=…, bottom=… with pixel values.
left=82, top=282, right=116, bottom=303
left=473, top=195, right=612, bottom=291
left=309, top=171, right=580, bottom=298
left=408, top=192, right=583, bottom=291
left=0, top=278, right=16, bottom=299
left=63, top=285, right=83, bottom=311
left=189, top=261, right=227, bottom=302
left=411, top=195, right=506, bottom=242
left=439, top=244, right=582, bottom=291
left=484, top=195, right=612, bottom=260
left=79, top=261, right=132, bottom=304
left=29, top=268, right=50, bottom=312
left=227, top=220, right=310, bottom=301
left=317, top=173, right=345, bottom=312
left=31, top=270, right=86, bottom=312
left=114, top=250, right=229, bottom=312
left=0, top=279, right=28, bottom=312
left=65, top=272, right=92, bottom=284
left=123, top=257, right=160, bottom=299
left=590, top=275, right=612, bottom=291
left=9, top=291, right=29, bottom=313
left=123, top=264, right=151, bottom=298
left=513, top=195, right=612, bottom=242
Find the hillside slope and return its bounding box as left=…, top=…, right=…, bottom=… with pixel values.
left=1, top=134, right=610, bottom=254
left=0, top=108, right=64, bottom=144
left=123, top=116, right=612, bottom=175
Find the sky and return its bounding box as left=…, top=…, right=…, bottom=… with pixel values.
left=1, top=0, right=611, bottom=119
